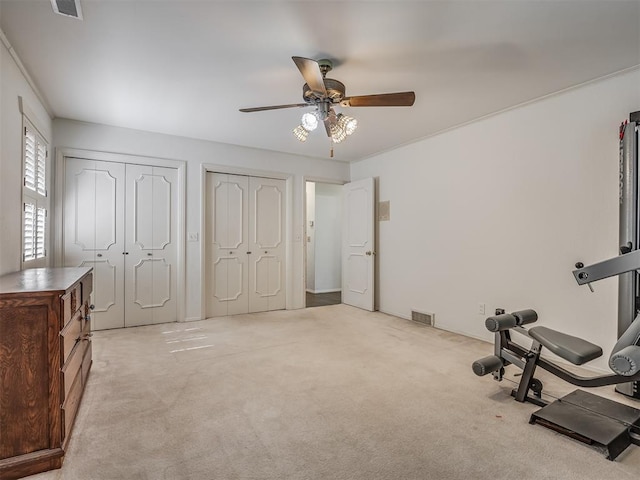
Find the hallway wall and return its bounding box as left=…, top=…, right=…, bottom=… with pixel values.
left=306, top=182, right=342, bottom=294
left=313, top=183, right=342, bottom=293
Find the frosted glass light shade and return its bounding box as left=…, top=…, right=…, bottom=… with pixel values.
left=301, top=112, right=318, bottom=131
left=337, top=113, right=358, bottom=136
left=344, top=117, right=358, bottom=135
left=293, top=125, right=308, bottom=142
left=330, top=123, right=347, bottom=143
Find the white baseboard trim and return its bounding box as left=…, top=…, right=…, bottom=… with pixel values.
left=306, top=288, right=342, bottom=294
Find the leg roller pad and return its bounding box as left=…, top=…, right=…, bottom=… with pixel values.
left=485, top=314, right=517, bottom=332
left=472, top=355, right=503, bottom=376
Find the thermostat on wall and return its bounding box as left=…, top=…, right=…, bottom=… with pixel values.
left=379, top=201, right=390, bottom=221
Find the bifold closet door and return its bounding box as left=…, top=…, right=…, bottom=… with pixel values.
left=63, top=158, right=178, bottom=329
left=207, top=173, right=250, bottom=317
left=207, top=173, right=285, bottom=317
left=123, top=164, right=178, bottom=327
left=64, top=158, right=126, bottom=330
left=247, top=176, right=285, bottom=313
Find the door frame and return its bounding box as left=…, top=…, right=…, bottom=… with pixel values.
left=54, top=147, right=187, bottom=323
left=200, top=164, right=294, bottom=320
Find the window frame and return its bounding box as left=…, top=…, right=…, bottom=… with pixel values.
left=21, top=116, right=50, bottom=268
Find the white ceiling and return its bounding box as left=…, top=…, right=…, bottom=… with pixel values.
left=1, top=1, right=639, bottom=162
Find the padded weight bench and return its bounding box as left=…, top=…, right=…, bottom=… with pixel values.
left=473, top=309, right=640, bottom=460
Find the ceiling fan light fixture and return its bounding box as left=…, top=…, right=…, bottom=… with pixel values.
left=301, top=111, right=318, bottom=131
left=330, top=123, right=347, bottom=144
left=293, top=125, right=309, bottom=142
left=241, top=57, right=413, bottom=153
left=338, top=114, right=358, bottom=136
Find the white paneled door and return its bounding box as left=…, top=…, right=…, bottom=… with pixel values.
left=63, top=158, right=178, bottom=330
left=207, top=173, right=286, bottom=317
left=342, top=177, right=375, bottom=311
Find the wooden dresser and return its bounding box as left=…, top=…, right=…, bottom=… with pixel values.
left=0, top=267, right=93, bottom=480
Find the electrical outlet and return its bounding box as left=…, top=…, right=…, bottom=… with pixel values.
left=478, top=303, right=486, bottom=315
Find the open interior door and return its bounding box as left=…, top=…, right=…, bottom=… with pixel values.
left=342, top=177, right=375, bottom=311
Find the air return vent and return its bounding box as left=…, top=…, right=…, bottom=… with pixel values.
left=51, top=0, right=83, bottom=20
left=411, top=310, right=434, bottom=326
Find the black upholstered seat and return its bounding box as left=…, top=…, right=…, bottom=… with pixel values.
left=528, top=326, right=603, bottom=365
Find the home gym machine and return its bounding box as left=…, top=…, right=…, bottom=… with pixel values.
left=472, top=111, right=640, bottom=460
left=576, top=110, right=640, bottom=399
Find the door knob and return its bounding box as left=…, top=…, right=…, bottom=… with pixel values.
left=97, top=253, right=103, bottom=257
left=147, top=253, right=153, bottom=256
left=366, top=251, right=372, bottom=256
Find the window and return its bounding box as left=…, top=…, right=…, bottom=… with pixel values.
left=22, top=118, right=49, bottom=266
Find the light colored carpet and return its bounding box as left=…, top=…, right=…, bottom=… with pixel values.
left=29, top=305, right=640, bottom=479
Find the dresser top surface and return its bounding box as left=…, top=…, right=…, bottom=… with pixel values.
left=0, top=267, right=92, bottom=294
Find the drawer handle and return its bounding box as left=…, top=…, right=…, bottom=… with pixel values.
left=89, top=304, right=95, bottom=310
left=85, top=315, right=91, bottom=322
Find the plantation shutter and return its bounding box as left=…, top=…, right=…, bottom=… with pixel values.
left=22, top=203, right=47, bottom=261
left=21, top=118, right=49, bottom=265
left=23, top=202, right=36, bottom=261
left=23, top=127, right=47, bottom=195
left=23, top=129, right=36, bottom=191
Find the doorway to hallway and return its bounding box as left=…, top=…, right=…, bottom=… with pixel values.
left=305, top=181, right=342, bottom=308
left=306, top=290, right=341, bottom=307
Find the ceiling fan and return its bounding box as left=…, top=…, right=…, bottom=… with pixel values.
left=240, top=57, right=415, bottom=149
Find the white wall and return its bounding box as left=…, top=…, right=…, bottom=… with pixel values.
left=53, top=119, right=350, bottom=320
left=305, top=181, right=316, bottom=292
left=314, top=183, right=342, bottom=292
left=0, top=34, right=52, bottom=275
left=351, top=68, right=640, bottom=371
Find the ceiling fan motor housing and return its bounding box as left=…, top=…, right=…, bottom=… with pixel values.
left=303, top=78, right=345, bottom=103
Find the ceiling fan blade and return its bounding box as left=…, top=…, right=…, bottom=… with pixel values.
left=239, top=103, right=309, bottom=113
left=292, top=56, right=327, bottom=97
left=341, top=91, right=415, bottom=107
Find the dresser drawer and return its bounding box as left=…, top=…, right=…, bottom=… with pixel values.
left=61, top=370, right=83, bottom=444
left=81, top=274, right=93, bottom=304
left=61, top=341, right=86, bottom=401
left=81, top=340, right=92, bottom=385
left=61, top=292, right=73, bottom=328
left=60, top=310, right=83, bottom=365
left=69, top=284, right=82, bottom=314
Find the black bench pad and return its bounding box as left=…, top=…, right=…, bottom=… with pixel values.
left=528, top=326, right=603, bottom=365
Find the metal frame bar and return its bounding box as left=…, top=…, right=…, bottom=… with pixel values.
left=572, top=249, right=640, bottom=286
left=500, top=335, right=640, bottom=391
